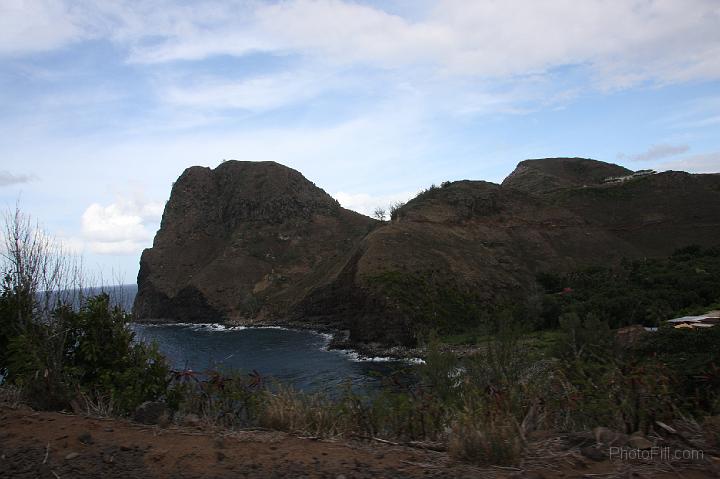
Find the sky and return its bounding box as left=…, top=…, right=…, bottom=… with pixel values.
left=1, top=0, right=719, bottom=284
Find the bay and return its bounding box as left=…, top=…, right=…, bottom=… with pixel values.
left=130, top=323, right=409, bottom=393
left=91, top=282, right=414, bottom=394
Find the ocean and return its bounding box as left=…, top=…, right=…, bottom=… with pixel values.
left=102, top=285, right=413, bottom=394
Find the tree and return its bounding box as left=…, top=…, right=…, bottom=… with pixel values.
left=373, top=206, right=387, bottom=221
left=1, top=205, right=84, bottom=321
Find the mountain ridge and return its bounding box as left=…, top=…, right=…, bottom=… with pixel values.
left=134, top=158, right=720, bottom=345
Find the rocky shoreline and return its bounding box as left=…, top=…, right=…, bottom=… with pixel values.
left=133, top=317, right=427, bottom=361
left=132, top=316, right=497, bottom=363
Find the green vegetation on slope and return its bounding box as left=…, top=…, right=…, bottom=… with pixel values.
left=366, top=245, right=720, bottom=343
left=537, top=244, right=720, bottom=329
left=366, top=270, right=486, bottom=336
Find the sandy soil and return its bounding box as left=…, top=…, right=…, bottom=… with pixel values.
left=1, top=405, right=717, bottom=478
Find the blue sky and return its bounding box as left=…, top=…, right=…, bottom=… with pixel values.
left=1, top=0, right=719, bottom=284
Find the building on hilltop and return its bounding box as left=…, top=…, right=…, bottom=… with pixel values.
left=666, top=310, right=720, bottom=329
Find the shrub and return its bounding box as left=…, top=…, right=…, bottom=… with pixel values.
left=170, top=369, right=265, bottom=428
left=61, top=295, right=169, bottom=413
left=1, top=292, right=170, bottom=413
left=388, top=201, right=406, bottom=221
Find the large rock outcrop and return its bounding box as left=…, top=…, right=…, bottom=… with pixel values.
left=135, top=158, right=720, bottom=345
left=134, top=161, right=375, bottom=323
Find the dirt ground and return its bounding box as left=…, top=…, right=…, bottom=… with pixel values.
left=1, top=405, right=717, bottom=479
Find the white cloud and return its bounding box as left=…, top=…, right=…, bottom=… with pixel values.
left=619, top=144, right=690, bottom=163
left=81, top=194, right=163, bottom=255
left=253, top=0, right=445, bottom=68
left=6, top=1, right=719, bottom=89
left=161, top=69, right=337, bottom=112
left=0, top=0, right=87, bottom=56
left=114, top=0, right=720, bottom=120
left=111, top=0, right=720, bottom=88
left=0, top=170, right=36, bottom=187
left=0, top=0, right=716, bottom=130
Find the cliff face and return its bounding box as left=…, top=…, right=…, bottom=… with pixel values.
left=135, top=158, right=720, bottom=345
left=134, top=161, right=375, bottom=323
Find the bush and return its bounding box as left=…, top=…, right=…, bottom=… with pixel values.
left=1, top=291, right=170, bottom=413
left=68, top=294, right=170, bottom=414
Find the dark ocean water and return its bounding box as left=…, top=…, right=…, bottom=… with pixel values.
left=130, top=323, right=412, bottom=393
left=100, top=285, right=414, bottom=394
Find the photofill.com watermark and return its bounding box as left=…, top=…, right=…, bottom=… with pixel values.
left=609, top=446, right=704, bottom=461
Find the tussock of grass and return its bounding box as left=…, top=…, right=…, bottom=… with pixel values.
left=448, top=413, right=524, bottom=466
left=260, top=385, right=343, bottom=437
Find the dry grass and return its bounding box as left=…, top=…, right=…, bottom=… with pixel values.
left=448, top=412, right=524, bottom=466
left=259, top=386, right=342, bottom=437
left=77, top=391, right=115, bottom=418
left=0, top=383, right=23, bottom=408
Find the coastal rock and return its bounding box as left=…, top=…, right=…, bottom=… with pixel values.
left=134, top=161, right=374, bottom=325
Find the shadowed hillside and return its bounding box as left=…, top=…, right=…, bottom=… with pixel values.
left=135, top=158, right=720, bottom=346
left=134, top=161, right=375, bottom=323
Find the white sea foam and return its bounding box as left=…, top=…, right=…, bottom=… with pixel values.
left=404, top=357, right=426, bottom=365
left=132, top=322, right=422, bottom=364
left=135, top=322, right=302, bottom=332
left=337, top=349, right=424, bottom=365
